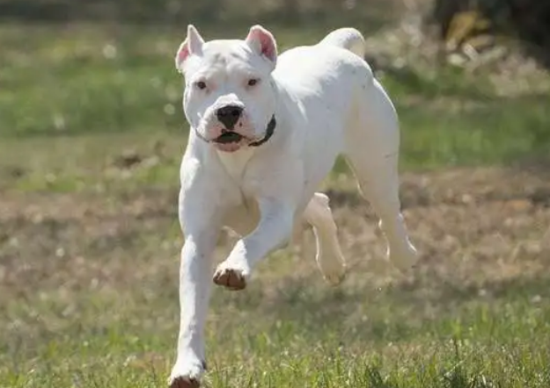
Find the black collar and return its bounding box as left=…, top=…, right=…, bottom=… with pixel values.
left=249, top=115, right=276, bottom=147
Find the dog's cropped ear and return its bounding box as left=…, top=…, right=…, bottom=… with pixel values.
left=245, top=25, right=277, bottom=69
left=175, top=25, right=205, bottom=73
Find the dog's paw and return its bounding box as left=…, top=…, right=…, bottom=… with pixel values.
left=316, top=246, right=347, bottom=286
left=318, top=258, right=346, bottom=286
left=213, top=260, right=249, bottom=290
left=322, top=266, right=346, bottom=286
left=169, top=377, right=200, bottom=388
left=388, top=242, right=418, bottom=271
left=168, top=357, right=206, bottom=388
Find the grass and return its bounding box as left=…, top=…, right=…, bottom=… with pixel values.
left=2, top=172, right=550, bottom=387
left=1, top=23, right=550, bottom=192
left=1, top=20, right=550, bottom=388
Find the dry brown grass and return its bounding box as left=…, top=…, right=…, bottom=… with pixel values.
left=2, top=166, right=549, bottom=302
left=2, top=165, right=550, bottom=387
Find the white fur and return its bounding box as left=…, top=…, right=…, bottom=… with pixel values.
left=168, top=25, right=418, bottom=387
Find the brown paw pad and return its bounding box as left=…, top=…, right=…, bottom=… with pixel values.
left=325, top=271, right=346, bottom=287
left=213, top=268, right=246, bottom=290
left=169, top=377, right=200, bottom=388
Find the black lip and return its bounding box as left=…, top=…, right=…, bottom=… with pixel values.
left=214, top=132, right=243, bottom=144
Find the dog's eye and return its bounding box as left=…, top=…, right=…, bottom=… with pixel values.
left=195, top=81, right=207, bottom=90
left=247, top=78, right=260, bottom=87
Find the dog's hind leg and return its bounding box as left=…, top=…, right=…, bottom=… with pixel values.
left=303, top=192, right=346, bottom=285
left=343, top=78, right=418, bottom=271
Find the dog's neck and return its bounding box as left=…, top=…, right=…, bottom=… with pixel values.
left=215, top=145, right=256, bottom=183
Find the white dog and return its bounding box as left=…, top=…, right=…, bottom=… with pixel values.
left=169, top=24, right=418, bottom=387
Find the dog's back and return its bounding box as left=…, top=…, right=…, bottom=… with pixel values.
left=317, top=27, right=366, bottom=58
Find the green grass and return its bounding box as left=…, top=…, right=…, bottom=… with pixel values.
left=2, top=251, right=550, bottom=387
left=1, top=23, right=550, bottom=193
left=1, top=21, right=550, bottom=388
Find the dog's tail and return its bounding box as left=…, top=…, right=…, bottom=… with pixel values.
left=318, top=27, right=365, bottom=58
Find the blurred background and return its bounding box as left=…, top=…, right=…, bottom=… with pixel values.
left=1, top=1, right=550, bottom=387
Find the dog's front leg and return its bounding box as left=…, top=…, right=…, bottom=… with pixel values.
left=169, top=188, right=221, bottom=388
left=213, top=198, right=295, bottom=290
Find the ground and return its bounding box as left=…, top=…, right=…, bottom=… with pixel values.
left=1, top=22, right=550, bottom=388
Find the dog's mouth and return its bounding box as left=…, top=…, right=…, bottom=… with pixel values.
left=213, top=131, right=244, bottom=144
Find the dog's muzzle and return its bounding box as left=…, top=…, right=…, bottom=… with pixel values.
left=211, top=115, right=277, bottom=147
left=214, top=130, right=245, bottom=144
left=216, top=105, right=243, bottom=130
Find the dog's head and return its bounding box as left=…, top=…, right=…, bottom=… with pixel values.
left=175, top=25, right=278, bottom=153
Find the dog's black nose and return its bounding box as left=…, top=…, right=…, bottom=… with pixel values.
left=216, top=105, right=243, bottom=129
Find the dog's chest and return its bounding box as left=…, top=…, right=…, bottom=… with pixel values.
left=216, top=148, right=260, bottom=235
left=216, top=148, right=255, bottom=183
